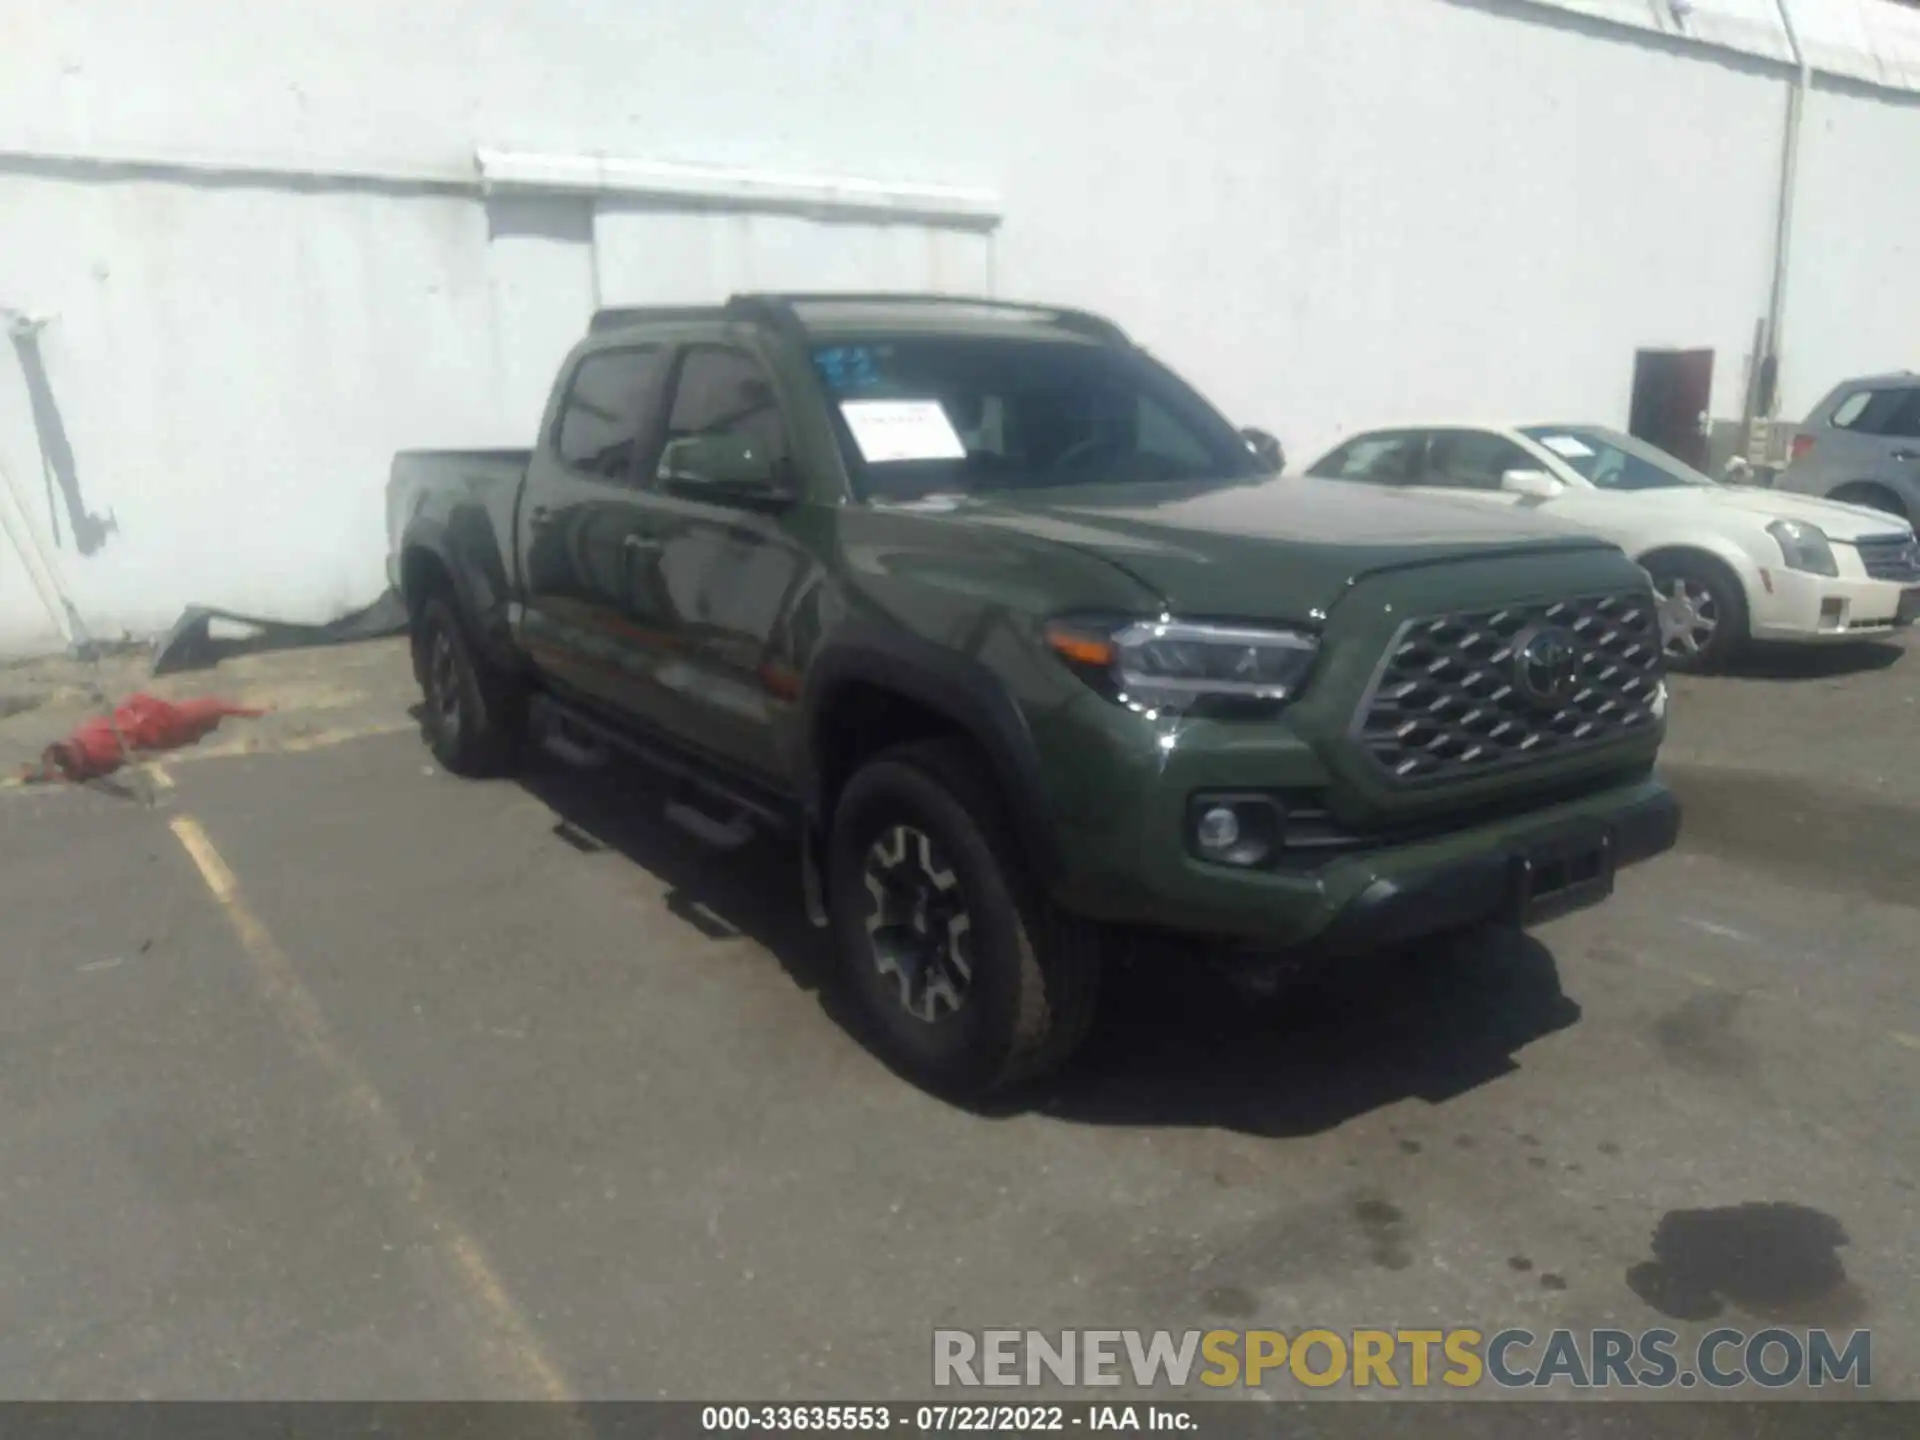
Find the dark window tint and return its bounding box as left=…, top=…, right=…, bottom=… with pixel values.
left=1309, top=431, right=1425, bottom=484
left=1829, top=387, right=1913, bottom=437
left=555, top=346, right=668, bottom=479
left=1884, top=388, right=1920, bottom=439
left=1425, top=431, right=1535, bottom=490
left=662, top=347, right=790, bottom=471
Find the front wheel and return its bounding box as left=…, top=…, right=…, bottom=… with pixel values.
left=1646, top=556, right=1747, bottom=674
left=827, top=740, right=1100, bottom=1098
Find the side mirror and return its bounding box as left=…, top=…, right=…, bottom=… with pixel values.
left=1241, top=427, right=1286, bottom=474
left=1500, top=468, right=1566, bottom=499
left=656, top=434, right=790, bottom=507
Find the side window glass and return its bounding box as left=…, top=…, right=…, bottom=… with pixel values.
left=1427, top=432, right=1535, bottom=490
left=659, top=347, right=791, bottom=482
left=1837, top=388, right=1908, bottom=437
left=1884, top=388, right=1920, bottom=440
left=555, top=346, right=668, bottom=480
left=1136, top=395, right=1215, bottom=470
left=1325, top=432, right=1424, bottom=484
left=1829, top=390, right=1873, bottom=430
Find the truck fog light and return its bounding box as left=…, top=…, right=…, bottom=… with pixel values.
left=1196, top=806, right=1241, bottom=854
left=1188, top=794, right=1283, bottom=868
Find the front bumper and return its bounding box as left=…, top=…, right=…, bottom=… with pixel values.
left=1058, top=772, right=1679, bottom=950
left=1749, top=567, right=1918, bottom=640
left=1296, top=780, right=1678, bottom=961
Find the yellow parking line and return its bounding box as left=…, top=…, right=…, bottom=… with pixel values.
left=165, top=720, right=417, bottom=766
left=168, top=814, right=574, bottom=1402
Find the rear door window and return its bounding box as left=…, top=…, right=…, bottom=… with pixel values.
left=1883, top=388, right=1920, bottom=439
left=555, top=346, right=670, bottom=480
left=1827, top=387, right=1912, bottom=436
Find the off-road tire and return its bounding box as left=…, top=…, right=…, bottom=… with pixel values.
left=827, top=738, right=1101, bottom=1098
left=413, top=593, right=526, bottom=776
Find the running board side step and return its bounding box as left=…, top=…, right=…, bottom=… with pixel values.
left=662, top=798, right=755, bottom=851
left=530, top=692, right=827, bottom=918
left=529, top=693, right=793, bottom=833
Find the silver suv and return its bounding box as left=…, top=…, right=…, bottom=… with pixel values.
left=1776, top=372, right=1920, bottom=524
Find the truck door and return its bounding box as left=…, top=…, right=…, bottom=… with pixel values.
left=621, top=339, right=816, bottom=786
left=516, top=342, right=672, bottom=713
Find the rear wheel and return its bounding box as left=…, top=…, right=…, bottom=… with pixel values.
left=828, top=739, right=1100, bottom=1098
left=413, top=593, right=526, bottom=775
left=1645, top=554, right=1747, bottom=673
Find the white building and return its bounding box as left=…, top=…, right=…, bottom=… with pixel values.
left=2, top=0, right=1917, bottom=653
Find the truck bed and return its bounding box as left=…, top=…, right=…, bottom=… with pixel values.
left=385, top=448, right=529, bottom=614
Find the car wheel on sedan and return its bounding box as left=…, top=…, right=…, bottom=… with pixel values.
left=827, top=739, right=1100, bottom=1099
left=1644, top=554, right=1747, bottom=674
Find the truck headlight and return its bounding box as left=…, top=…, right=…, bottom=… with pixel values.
left=1046, top=618, right=1319, bottom=715
left=1767, top=519, right=1838, bottom=577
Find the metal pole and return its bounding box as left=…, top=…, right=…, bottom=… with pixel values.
left=1763, top=0, right=1811, bottom=422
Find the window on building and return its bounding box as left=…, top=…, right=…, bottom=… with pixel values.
left=555, top=346, right=669, bottom=480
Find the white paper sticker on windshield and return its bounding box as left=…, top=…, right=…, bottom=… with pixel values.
left=840, top=400, right=966, bottom=464
left=1539, top=434, right=1595, bottom=459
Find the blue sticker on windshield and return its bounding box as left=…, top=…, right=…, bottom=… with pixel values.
left=812, top=346, right=882, bottom=392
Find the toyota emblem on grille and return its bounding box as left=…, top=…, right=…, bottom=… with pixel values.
left=1513, top=625, right=1580, bottom=707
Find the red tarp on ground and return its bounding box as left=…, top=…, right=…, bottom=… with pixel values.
left=27, top=693, right=266, bottom=783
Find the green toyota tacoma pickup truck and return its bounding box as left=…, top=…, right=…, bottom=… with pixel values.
left=387, top=293, right=1678, bottom=1096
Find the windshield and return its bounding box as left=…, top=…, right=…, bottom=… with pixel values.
left=809, top=336, right=1264, bottom=501
left=1519, top=425, right=1718, bottom=491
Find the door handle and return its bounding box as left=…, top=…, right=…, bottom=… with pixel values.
left=624, top=535, right=661, bottom=554
left=1892, top=449, right=1919, bottom=463
left=528, top=505, right=555, bottom=529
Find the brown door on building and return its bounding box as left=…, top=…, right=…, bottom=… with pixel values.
left=1628, top=348, right=1714, bottom=472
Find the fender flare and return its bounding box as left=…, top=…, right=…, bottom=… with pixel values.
left=801, top=625, right=1066, bottom=889
left=398, top=513, right=522, bottom=672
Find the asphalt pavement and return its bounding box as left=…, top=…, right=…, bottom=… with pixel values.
left=0, top=635, right=1914, bottom=1405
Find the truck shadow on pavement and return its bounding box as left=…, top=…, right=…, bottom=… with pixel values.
left=513, top=757, right=837, bottom=1005
left=518, top=752, right=1581, bottom=1138
left=1716, top=638, right=1905, bottom=682
left=1029, top=929, right=1579, bottom=1137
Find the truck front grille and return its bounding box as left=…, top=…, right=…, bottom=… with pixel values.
left=1856, top=532, right=1920, bottom=583
left=1354, top=591, right=1663, bottom=785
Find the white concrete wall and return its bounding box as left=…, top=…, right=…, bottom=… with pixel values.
left=1781, top=75, right=1920, bottom=416
left=2, top=0, right=1918, bottom=651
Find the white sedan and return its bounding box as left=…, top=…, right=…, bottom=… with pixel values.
left=1304, top=422, right=1920, bottom=671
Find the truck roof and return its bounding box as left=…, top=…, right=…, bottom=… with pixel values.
left=588, top=293, right=1128, bottom=347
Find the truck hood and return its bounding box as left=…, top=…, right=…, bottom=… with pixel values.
left=1631, top=484, right=1915, bottom=542
left=881, top=477, right=1613, bottom=619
